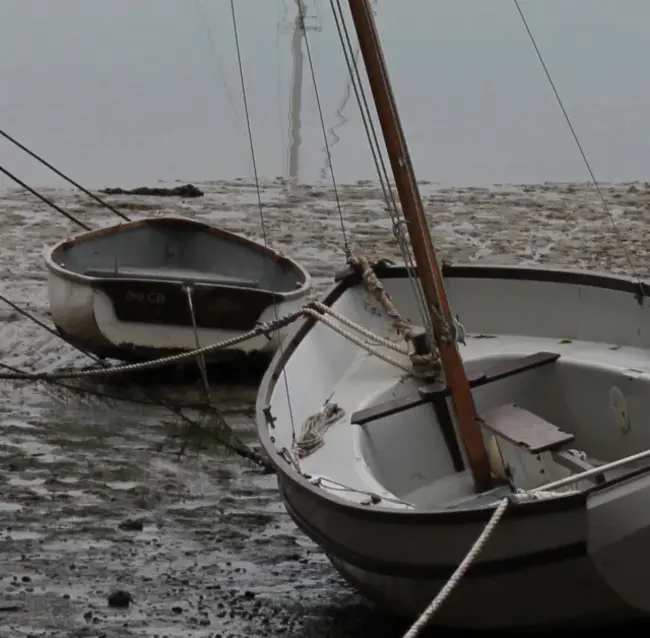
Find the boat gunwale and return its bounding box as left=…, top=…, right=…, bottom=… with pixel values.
left=256, top=262, right=650, bottom=523
left=43, top=215, right=312, bottom=301
left=279, top=480, right=588, bottom=577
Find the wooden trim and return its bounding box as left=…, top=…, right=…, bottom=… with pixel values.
left=351, top=351, right=561, bottom=427
left=44, top=215, right=311, bottom=300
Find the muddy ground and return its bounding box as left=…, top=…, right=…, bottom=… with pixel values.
left=1, top=178, right=649, bottom=637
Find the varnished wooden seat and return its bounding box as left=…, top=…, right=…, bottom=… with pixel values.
left=479, top=403, right=575, bottom=454
left=351, top=351, right=560, bottom=427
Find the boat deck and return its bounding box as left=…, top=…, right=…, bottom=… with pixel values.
left=295, top=333, right=650, bottom=510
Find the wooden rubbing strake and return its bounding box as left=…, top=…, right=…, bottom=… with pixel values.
left=479, top=403, right=575, bottom=454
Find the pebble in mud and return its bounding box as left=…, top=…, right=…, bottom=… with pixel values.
left=107, top=590, right=133, bottom=608
left=118, top=517, right=145, bottom=531
left=2, top=180, right=650, bottom=636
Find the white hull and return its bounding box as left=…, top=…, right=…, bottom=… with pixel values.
left=47, top=269, right=305, bottom=361
left=44, top=217, right=311, bottom=364
left=257, top=263, right=650, bottom=629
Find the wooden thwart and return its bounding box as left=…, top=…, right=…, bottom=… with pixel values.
left=85, top=266, right=260, bottom=289
left=552, top=449, right=605, bottom=484
left=350, top=351, right=561, bottom=427
left=479, top=403, right=575, bottom=455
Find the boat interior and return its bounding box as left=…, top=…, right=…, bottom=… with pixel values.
left=50, top=218, right=307, bottom=293
left=267, top=269, right=650, bottom=511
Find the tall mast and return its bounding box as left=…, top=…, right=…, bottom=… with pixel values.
left=346, top=0, right=492, bottom=492
left=287, top=0, right=307, bottom=184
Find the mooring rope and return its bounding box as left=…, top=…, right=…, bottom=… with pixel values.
left=400, top=444, right=650, bottom=636
left=0, top=297, right=430, bottom=383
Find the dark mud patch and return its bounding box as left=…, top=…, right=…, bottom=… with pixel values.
left=99, top=184, right=204, bottom=198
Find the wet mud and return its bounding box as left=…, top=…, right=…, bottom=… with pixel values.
left=1, top=178, right=649, bottom=636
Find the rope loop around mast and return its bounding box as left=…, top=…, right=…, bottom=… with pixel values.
left=347, top=254, right=442, bottom=379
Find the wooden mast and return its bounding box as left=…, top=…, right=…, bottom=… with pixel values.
left=346, top=0, right=492, bottom=492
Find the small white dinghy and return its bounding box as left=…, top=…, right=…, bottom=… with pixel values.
left=258, top=262, right=650, bottom=630
left=45, top=216, right=310, bottom=364
left=256, top=0, right=650, bottom=631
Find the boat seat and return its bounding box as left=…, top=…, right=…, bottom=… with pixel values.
left=480, top=403, right=575, bottom=454
left=351, top=351, right=561, bottom=427
left=84, top=266, right=260, bottom=289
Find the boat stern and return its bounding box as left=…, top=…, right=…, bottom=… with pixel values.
left=588, top=470, right=650, bottom=613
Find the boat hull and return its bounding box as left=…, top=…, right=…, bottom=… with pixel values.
left=47, top=269, right=306, bottom=363
left=278, top=473, right=638, bottom=630
left=44, top=216, right=311, bottom=367
left=257, top=263, right=650, bottom=629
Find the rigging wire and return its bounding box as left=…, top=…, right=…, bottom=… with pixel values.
left=327, top=0, right=431, bottom=330
left=0, top=361, right=228, bottom=415
left=0, top=283, right=260, bottom=464
left=229, top=0, right=298, bottom=445
left=295, top=0, right=350, bottom=256
left=513, top=0, right=642, bottom=293
left=0, top=179, right=262, bottom=465
left=0, top=128, right=130, bottom=222
left=190, top=0, right=240, bottom=125
left=0, top=164, right=91, bottom=230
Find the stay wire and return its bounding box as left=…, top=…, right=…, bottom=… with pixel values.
left=0, top=128, right=130, bottom=222
left=328, top=0, right=431, bottom=330
left=0, top=267, right=263, bottom=467
left=0, top=164, right=90, bottom=230
left=0, top=285, right=262, bottom=465
left=230, top=0, right=298, bottom=446
left=513, top=0, right=642, bottom=294
left=295, top=0, right=350, bottom=256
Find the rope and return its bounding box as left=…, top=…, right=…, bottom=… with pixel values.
left=293, top=402, right=345, bottom=459
left=349, top=255, right=414, bottom=342
left=312, top=301, right=408, bottom=354
left=0, top=128, right=130, bottom=222
left=403, top=497, right=510, bottom=637
left=308, top=474, right=414, bottom=508
left=0, top=302, right=425, bottom=382
left=185, top=285, right=211, bottom=400
left=402, top=482, right=581, bottom=635
left=513, top=0, right=642, bottom=296
left=0, top=309, right=307, bottom=381
left=348, top=255, right=441, bottom=379
left=0, top=164, right=91, bottom=230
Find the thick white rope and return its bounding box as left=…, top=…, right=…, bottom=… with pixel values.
left=312, top=301, right=409, bottom=355
left=402, top=497, right=510, bottom=637
left=5, top=301, right=417, bottom=382
left=401, top=439, right=650, bottom=636
left=301, top=308, right=413, bottom=372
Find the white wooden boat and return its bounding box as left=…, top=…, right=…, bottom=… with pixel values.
left=45, top=216, right=311, bottom=363
left=258, top=262, right=650, bottom=630
left=255, top=0, right=650, bottom=631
